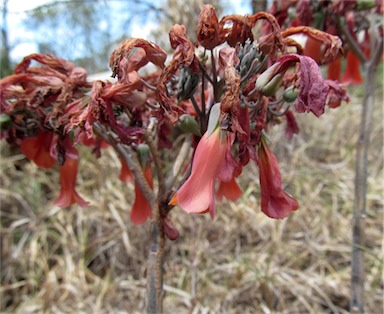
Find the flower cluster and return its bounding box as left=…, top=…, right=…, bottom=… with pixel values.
left=0, top=4, right=351, bottom=237
left=270, top=0, right=382, bottom=86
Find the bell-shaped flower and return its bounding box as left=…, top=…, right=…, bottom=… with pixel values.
left=217, top=177, right=242, bottom=201
left=217, top=134, right=243, bottom=201
left=327, top=56, right=342, bottom=81
left=341, top=51, right=363, bottom=86
left=54, top=157, right=89, bottom=208
left=119, top=158, right=133, bottom=184
left=169, top=128, right=227, bottom=219
left=303, top=37, right=323, bottom=63
left=20, top=131, right=56, bottom=169
left=130, top=165, right=153, bottom=224
left=258, top=139, right=299, bottom=219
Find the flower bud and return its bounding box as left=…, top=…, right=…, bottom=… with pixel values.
left=283, top=86, right=298, bottom=102
left=0, top=114, right=11, bottom=130
left=178, top=114, right=200, bottom=136
left=256, top=62, right=284, bottom=96
left=356, top=0, right=375, bottom=10
left=177, top=68, right=199, bottom=101
left=137, top=143, right=150, bottom=168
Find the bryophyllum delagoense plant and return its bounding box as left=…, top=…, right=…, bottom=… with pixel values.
left=0, top=4, right=352, bottom=311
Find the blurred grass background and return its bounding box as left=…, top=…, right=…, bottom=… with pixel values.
left=1, top=72, right=383, bottom=313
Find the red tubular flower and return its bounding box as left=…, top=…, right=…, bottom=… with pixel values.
left=303, top=37, right=323, bottom=63
left=131, top=165, right=153, bottom=224
left=119, top=158, right=133, bottom=184
left=258, top=140, right=299, bottom=219
left=341, top=51, right=363, bottom=86
left=217, top=177, right=242, bottom=201
left=169, top=128, right=227, bottom=219
left=54, top=157, right=89, bottom=208
left=327, top=56, right=342, bottom=81
left=20, top=131, right=56, bottom=169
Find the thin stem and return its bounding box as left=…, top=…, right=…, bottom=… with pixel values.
left=350, top=24, right=382, bottom=314
left=93, top=123, right=156, bottom=205
left=144, top=123, right=165, bottom=199
left=200, top=70, right=207, bottom=133
left=210, top=49, right=220, bottom=103
left=165, top=134, right=192, bottom=191
left=147, top=202, right=165, bottom=314
left=190, top=95, right=202, bottom=116
left=198, top=60, right=214, bottom=85
left=142, top=79, right=157, bottom=91
left=337, top=16, right=367, bottom=64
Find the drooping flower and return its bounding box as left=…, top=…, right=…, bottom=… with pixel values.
left=256, top=54, right=330, bottom=117
left=303, top=37, right=323, bottom=63
left=20, top=131, right=56, bottom=169
left=197, top=4, right=223, bottom=50
left=54, top=157, right=89, bottom=208
left=325, top=80, right=350, bottom=109
left=119, top=158, right=133, bottom=184
left=327, top=56, right=342, bottom=81
left=130, top=165, right=153, bottom=224
left=341, top=51, right=363, bottom=86
left=217, top=133, right=243, bottom=201
left=284, top=110, right=300, bottom=140
left=169, top=128, right=227, bottom=219
left=217, top=177, right=243, bottom=201
left=257, top=139, right=299, bottom=219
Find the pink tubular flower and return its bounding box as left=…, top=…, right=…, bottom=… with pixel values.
left=54, top=157, right=89, bottom=208
left=169, top=128, right=227, bottom=219
left=258, top=139, right=299, bottom=219
left=131, top=165, right=153, bottom=224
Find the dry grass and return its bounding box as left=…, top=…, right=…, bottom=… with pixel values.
left=1, top=87, right=383, bottom=313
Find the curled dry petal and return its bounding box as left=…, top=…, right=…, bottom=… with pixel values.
left=247, top=12, right=285, bottom=58
left=219, top=47, right=240, bottom=115
left=197, top=4, right=224, bottom=49
left=325, top=80, right=350, bottom=108
left=14, top=53, right=75, bottom=75
left=219, top=15, right=253, bottom=47
left=259, top=54, right=330, bottom=117
left=157, top=24, right=198, bottom=124
left=109, top=38, right=167, bottom=78
left=281, top=26, right=343, bottom=64
left=293, top=55, right=330, bottom=117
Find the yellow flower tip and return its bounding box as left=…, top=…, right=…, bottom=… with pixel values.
left=169, top=194, right=178, bottom=206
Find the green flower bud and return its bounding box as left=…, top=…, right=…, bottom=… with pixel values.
left=283, top=86, right=298, bottom=103
left=256, top=62, right=284, bottom=96
left=0, top=114, right=11, bottom=130
left=137, top=143, right=150, bottom=168
left=356, top=0, right=375, bottom=10
left=178, top=114, right=200, bottom=136
left=258, top=73, right=283, bottom=96
left=177, top=68, right=199, bottom=101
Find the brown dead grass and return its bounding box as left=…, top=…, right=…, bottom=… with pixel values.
left=1, top=89, right=383, bottom=313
